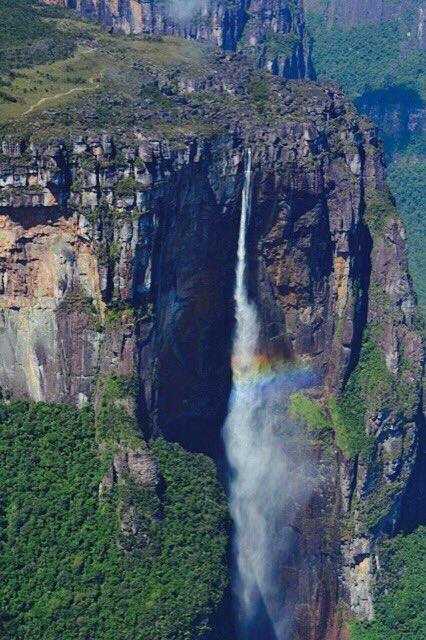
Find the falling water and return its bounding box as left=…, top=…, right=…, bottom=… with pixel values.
left=223, top=151, right=315, bottom=639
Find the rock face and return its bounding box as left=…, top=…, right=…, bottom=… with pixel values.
left=0, top=29, right=423, bottom=640
left=49, top=0, right=312, bottom=77
left=304, top=0, right=426, bottom=317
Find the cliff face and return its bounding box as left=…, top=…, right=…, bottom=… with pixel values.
left=0, top=23, right=423, bottom=636
left=47, top=0, right=312, bottom=78
left=250, top=106, right=423, bottom=635
left=305, top=0, right=426, bottom=328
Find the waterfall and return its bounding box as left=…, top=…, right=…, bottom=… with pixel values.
left=223, top=151, right=315, bottom=639
left=232, top=150, right=258, bottom=383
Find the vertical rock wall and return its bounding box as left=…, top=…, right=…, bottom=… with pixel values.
left=47, top=0, right=311, bottom=77
left=0, top=69, right=423, bottom=637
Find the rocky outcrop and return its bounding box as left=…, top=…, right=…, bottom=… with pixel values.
left=48, top=0, right=311, bottom=78
left=0, top=32, right=423, bottom=640
left=100, top=441, right=159, bottom=548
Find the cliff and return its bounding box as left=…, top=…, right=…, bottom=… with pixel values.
left=0, top=8, right=424, bottom=634
left=304, top=0, right=426, bottom=327
left=47, top=0, right=313, bottom=78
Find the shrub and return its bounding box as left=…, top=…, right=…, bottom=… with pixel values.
left=329, top=331, right=392, bottom=458
left=114, top=177, right=144, bottom=197
left=289, top=392, right=333, bottom=447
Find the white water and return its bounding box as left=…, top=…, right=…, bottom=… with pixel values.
left=167, top=0, right=204, bottom=20
left=223, top=151, right=315, bottom=639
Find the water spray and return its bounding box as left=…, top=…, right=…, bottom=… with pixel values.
left=223, top=150, right=316, bottom=639
left=166, top=0, right=205, bottom=21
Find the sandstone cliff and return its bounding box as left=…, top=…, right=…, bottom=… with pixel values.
left=47, top=0, right=312, bottom=78
left=0, top=20, right=423, bottom=636
left=304, top=0, right=426, bottom=327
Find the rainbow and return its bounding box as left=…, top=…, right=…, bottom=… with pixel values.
left=231, top=352, right=317, bottom=393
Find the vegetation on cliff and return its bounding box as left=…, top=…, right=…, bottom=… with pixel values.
left=387, top=162, right=426, bottom=320
left=289, top=392, right=333, bottom=448
left=292, top=326, right=418, bottom=465
left=0, top=400, right=228, bottom=639
left=329, top=330, right=393, bottom=459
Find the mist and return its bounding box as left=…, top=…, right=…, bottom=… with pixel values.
left=166, top=0, right=206, bottom=20
left=223, top=152, right=317, bottom=639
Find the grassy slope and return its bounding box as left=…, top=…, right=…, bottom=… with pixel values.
left=0, top=0, right=212, bottom=132
left=0, top=0, right=98, bottom=119
left=0, top=34, right=225, bottom=148
left=0, top=46, right=106, bottom=121
left=306, top=6, right=426, bottom=317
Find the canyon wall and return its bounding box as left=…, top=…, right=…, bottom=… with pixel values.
left=47, top=0, right=312, bottom=78
left=304, top=0, right=426, bottom=324
left=1, top=36, right=423, bottom=633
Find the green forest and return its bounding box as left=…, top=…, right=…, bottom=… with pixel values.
left=0, top=0, right=79, bottom=75
left=0, top=401, right=228, bottom=640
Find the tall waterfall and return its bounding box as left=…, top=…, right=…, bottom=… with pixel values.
left=223, top=151, right=315, bottom=639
